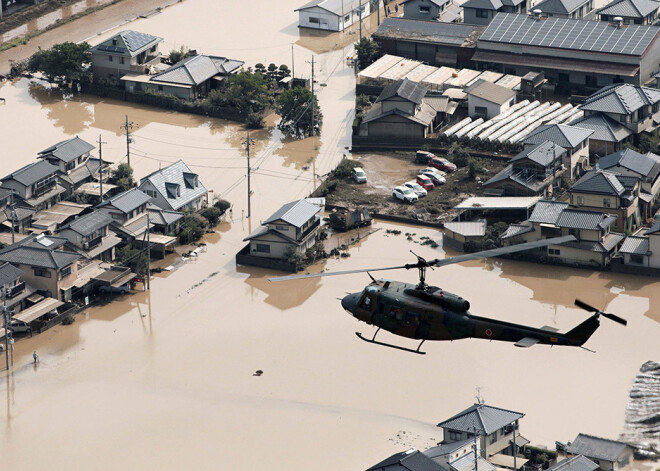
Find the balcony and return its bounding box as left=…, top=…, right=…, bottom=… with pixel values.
left=83, top=235, right=103, bottom=250
left=6, top=281, right=25, bottom=299
left=32, top=180, right=56, bottom=198
left=130, top=54, right=162, bottom=74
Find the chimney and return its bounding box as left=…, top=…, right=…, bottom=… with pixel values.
left=533, top=8, right=542, bottom=19
left=613, top=16, right=624, bottom=27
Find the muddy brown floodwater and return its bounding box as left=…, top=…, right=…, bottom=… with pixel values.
left=0, top=1, right=659, bottom=470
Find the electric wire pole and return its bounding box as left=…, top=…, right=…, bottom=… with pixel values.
left=120, top=115, right=134, bottom=168
left=98, top=134, right=107, bottom=202
left=2, top=286, right=8, bottom=371
left=242, top=133, right=255, bottom=218
left=309, top=55, right=315, bottom=137
left=146, top=214, right=151, bottom=290
left=359, top=0, right=363, bottom=39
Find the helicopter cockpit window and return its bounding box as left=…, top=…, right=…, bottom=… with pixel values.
left=360, top=296, right=372, bottom=309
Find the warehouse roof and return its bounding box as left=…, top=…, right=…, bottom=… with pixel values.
left=479, top=12, right=660, bottom=56
left=374, top=17, right=484, bottom=47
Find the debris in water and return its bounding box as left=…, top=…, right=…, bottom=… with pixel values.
left=253, top=370, right=263, bottom=377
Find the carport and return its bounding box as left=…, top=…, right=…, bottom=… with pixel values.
left=454, top=196, right=541, bottom=221
left=13, top=297, right=64, bottom=325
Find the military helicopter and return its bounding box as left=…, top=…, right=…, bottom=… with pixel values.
left=270, top=235, right=627, bottom=354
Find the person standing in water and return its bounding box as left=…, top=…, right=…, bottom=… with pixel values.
left=33, top=351, right=39, bottom=365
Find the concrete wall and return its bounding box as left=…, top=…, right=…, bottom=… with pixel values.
left=92, top=54, right=133, bottom=80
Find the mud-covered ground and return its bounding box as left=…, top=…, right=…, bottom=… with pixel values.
left=322, top=152, right=509, bottom=222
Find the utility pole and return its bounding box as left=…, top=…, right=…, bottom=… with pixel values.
left=377, top=0, right=380, bottom=26
left=242, top=133, right=255, bottom=219
left=359, top=0, right=363, bottom=39
left=309, top=55, right=315, bottom=137
left=291, top=44, right=295, bottom=79
left=9, top=191, right=15, bottom=245
left=98, top=134, right=107, bottom=202
left=2, top=286, right=8, bottom=371
left=146, top=214, right=151, bottom=290
left=120, top=115, right=134, bottom=168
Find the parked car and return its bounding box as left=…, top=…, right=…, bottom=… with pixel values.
left=415, top=174, right=434, bottom=191
left=392, top=186, right=418, bottom=203
left=352, top=167, right=367, bottom=183
left=415, top=150, right=435, bottom=164
left=403, top=181, right=427, bottom=197
left=8, top=318, right=31, bottom=334
left=429, top=156, right=457, bottom=173
left=418, top=168, right=446, bottom=186
left=98, top=284, right=130, bottom=295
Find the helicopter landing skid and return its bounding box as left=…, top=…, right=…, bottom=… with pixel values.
left=356, top=329, right=426, bottom=355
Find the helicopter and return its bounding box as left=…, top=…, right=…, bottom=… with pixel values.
left=270, top=235, right=627, bottom=354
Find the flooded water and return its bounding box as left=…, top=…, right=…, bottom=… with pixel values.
left=0, top=1, right=658, bottom=470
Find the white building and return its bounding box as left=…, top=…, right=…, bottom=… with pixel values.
left=465, top=79, right=516, bottom=119
left=295, top=0, right=371, bottom=31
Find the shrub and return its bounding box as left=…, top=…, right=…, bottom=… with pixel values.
left=200, top=207, right=222, bottom=226
left=61, top=315, right=75, bottom=325
left=332, top=159, right=361, bottom=178
left=179, top=214, right=208, bottom=244
left=453, top=148, right=470, bottom=168
left=245, top=112, right=265, bottom=129
left=213, top=199, right=231, bottom=212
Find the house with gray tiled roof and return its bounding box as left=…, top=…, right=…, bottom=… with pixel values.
left=579, top=84, right=660, bottom=135
left=532, top=0, right=594, bottom=19
left=547, top=455, right=599, bottom=471
left=366, top=448, right=445, bottom=471
left=90, top=30, right=163, bottom=82
left=569, top=114, right=632, bottom=156
left=522, top=124, right=593, bottom=180
left=462, top=0, right=527, bottom=25
left=482, top=141, right=566, bottom=197
left=0, top=262, right=38, bottom=317
left=597, top=0, right=660, bottom=25
left=138, top=160, right=208, bottom=212
left=569, top=168, right=642, bottom=231
left=424, top=439, right=495, bottom=471
left=57, top=210, right=121, bottom=262
left=616, top=220, right=660, bottom=269
left=238, top=199, right=323, bottom=271
left=97, top=188, right=152, bottom=240
left=1, top=160, right=64, bottom=212
left=565, top=434, right=634, bottom=470
left=502, top=200, right=624, bottom=266
left=121, top=54, right=244, bottom=101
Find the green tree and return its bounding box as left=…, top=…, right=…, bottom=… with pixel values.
left=277, top=86, right=322, bottom=138
left=277, top=64, right=291, bottom=82
left=200, top=207, right=222, bottom=226
left=116, top=245, right=148, bottom=276
left=168, top=45, right=191, bottom=64
left=453, top=147, right=471, bottom=168
left=225, top=71, right=272, bottom=117
left=110, top=163, right=135, bottom=192
left=267, top=63, right=278, bottom=82
left=354, top=37, right=379, bottom=70
left=254, top=63, right=267, bottom=78
left=27, top=41, right=91, bottom=84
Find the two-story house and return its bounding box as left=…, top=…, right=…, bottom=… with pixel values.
left=57, top=210, right=121, bottom=262
left=362, top=78, right=438, bottom=138
left=0, top=234, right=80, bottom=302
left=402, top=0, right=449, bottom=20
left=569, top=114, right=632, bottom=157
left=37, top=136, right=109, bottom=196
left=565, top=434, right=634, bottom=470
left=0, top=262, right=38, bottom=318
left=483, top=141, right=567, bottom=196
left=242, top=199, right=322, bottom=260
left=1, top=160, right=64, bottom=212
left=89, top=30, right=163, bottom=82
left=501, top=200, right=624, bottom=266
left=138, top=160, right=208, bottom=212
left=618, top=220, right=660, bottom=268
left=597, top=0, right=660, bottom=25
left=424, top=439, right=494, bottom=471
left=579, top=84, right=660, bottom=136
left=97, top=188, right=152, bottom=242
left=532, top=0, right=594, bottom=19
left=569, top=168, right=641, bottom=231
left=522, top=124, right=594, bottom=180
left=461, top=0, right=527, bottom=25
left=436, top=403, right=528, bottom=467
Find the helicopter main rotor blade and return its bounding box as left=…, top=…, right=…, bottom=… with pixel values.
left=428, top=235, right=576, bottom=268
left=574, top=299, right=598, bottom=312
left=575, top=299, right=627, bottom=326
left=269, top=265, right=410, bottom=282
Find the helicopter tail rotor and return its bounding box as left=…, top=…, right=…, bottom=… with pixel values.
left=574, top=299, right=627, bottom=326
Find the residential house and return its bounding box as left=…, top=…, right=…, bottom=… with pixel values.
left=1, top=160, right=64, bottom=212
left=37, top=136, right=109, bottom=196
left=295, top=0, right=370, bottom=32
left=547, top=455, right=599, bottom=471
left=465, top=79, right=516, bottom=119
left=402, top=0, right=450, bottom=20
left=579, top=84, right=660, bottom=135
left=424, top=439, right=494, bottom=471
left=501, top=200, right=624, bottom=266
left=362, top=78, right=438, bottom=138
left=240, top=199, right=322, bottom=269
left=569, top=168, right=642, bottom=231
left=532, top=0, right=594, bottom=19
left=0, top=262, right=38, bottom=317
left=522, top=124, right=593, bottom=180
left=372, top=18, right=484, bottom=67
left=462, top=0, right=527, bottom=25
left=139, top=160, right=208, bottom=212
left=482, top=141, right=567, bottom=196
left=565, top=434, right=634, bottom=470
left=147, top=204, right=183, bottom=236
left=617, top=220, right=660, bottom=269
left=437, top=403, right=528, bottom=466
left=57, top=211, right=121, bottom=262
left=30, top=201, right=90, bottom=234
left=597, top=0, right=660, bottom=25
left=0, top=234, right=81, bottom=302
left=596, top=148, right=660, bottom=217
left=121, top=54, right=244, bottom=101
left=365, top=448, right=445, bottom=471
left=89, top=30, right=163, bottom=82
left=569, top=114, right=632, bottom=156
left=472, top=13, right=660, bottom=87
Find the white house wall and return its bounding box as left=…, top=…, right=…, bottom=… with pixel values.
left=298, top=6, right=341, bottom=31
left=468, top=95, right=511, bottom=119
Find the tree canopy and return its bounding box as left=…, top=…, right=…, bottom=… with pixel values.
left=27, top=42, right=91, bottom=84
left=354, top=37, right=379, bottom=70
left=276, top=86, right=322, bottom=138
left=208, top=71, right=272, bottom=117
left=110, top=163, right=135, bottom=192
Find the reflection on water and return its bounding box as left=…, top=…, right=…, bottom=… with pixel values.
left=28, top=83, right=94, bottom=134
left=237, top=265, right=322, bottom=310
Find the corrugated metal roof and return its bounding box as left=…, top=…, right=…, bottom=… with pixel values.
left=569, top=114, right=632, bottom=143
left=534, top=0, right=590, bottom=14
left=139, top=160, right=207, bottom=211
left=455, top=196, right=541, bottom=210
left=597, top=0, right=659, bottom=18
left=580, top=84, right=660, bottom=114
left=511, top=140, right=565, bottom=166
left=0, top=262, right=23, bottom=287
left=619, top=235, right=649, bottom=254
left=264, top=199, right=321, bottom=228
left=2, top=160, right=59, bottom=186
left=597, top=148, right=658, bottom=177
left=38, top=136, right=95, bottom=164
left=452, top=453, right=495, bottom=471
left=437, top=403, right=524, bottom=435
left=100, top=188, right=152, bottom=214
left=59, top=210, right=112, bottom=236
left=566, top=434, right=630, bottom=462
left=374, top=17, right=484, bottom=47
left=556, top=209, right=617, bottom=230
left=464, top=79, right=516, bottom=105
left=529, top=200, right=569, bottom=224
left=151, top=55, right=244, bottom=86
left=377, top=78, right=428, bottom=105
left=523, top=124, right=593, bottom=149
left=479, top=13, right=660, bottom=56
left=570, top=169, right=625, bottom=195
left=547, top=455, right=599, bottom=471
left=444, top=220, right=487, bottom=237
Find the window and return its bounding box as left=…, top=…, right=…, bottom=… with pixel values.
left=275, top=225, right=289, bottom=231
left=420, top=5, right=431, bottom=13
left=150, top=46, right=156, bottom=53
left=309, top=16, right=320, bottom=23
left=576, top=195, right=584, bottom=205
left=489, top=433, right=497, bottom=444
left=476, top=8, right=489, bottom=17
left=108, top=55, right=113, bottom=62
left=112, top=38, right=117, bottom=46
left=558, top=73, right=569, bottom=82
left=34, top=268, right=52, bottom=278
left=158, top=85, right=163, bottom=92
left=66, top=161, right=75, bottom=171
left=60, top=266, right=72, bottom=279
left=548, top=248, right=561, bottom=256
left=120, top=57, right=125, bottom=65
left=620, top=114, right=629, bottom=123
left=630, top=254, right=644, bottom=264
left=568, top=228, right=579, bottom=238
left=603, top=198, right=611, bottom=208
left=474, top=106, right=488, bottom=117
left=344, top=14, right=350, bottom=22
left=255, top=244, right=270, bottom=253
left=449, top=431, right=462, bottom=441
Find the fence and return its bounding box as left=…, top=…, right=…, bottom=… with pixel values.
left=37, top=304, right=77, bottom=334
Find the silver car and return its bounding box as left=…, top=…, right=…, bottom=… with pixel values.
left=403, top=181, right=427, bottom=197
left=392, top=186, right=418, bottom=203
